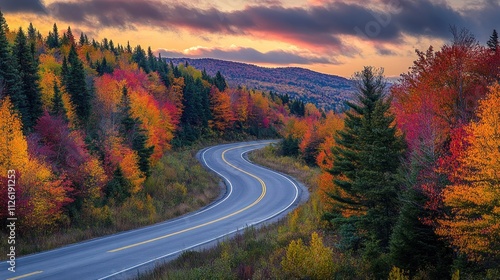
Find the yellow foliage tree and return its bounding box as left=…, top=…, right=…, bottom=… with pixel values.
left=0, top=97, right=29, bottom=172
left=0, top=97, right=68, bottom=229
left=437, top=84, right=500, bottom=260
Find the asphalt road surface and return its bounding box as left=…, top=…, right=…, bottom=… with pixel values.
left=0, top=140, right=306, bottom=280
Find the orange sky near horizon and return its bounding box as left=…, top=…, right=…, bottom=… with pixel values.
left=2, top=0, right=496, bottom=78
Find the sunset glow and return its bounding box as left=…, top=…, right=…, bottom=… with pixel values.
left=1, top=0, right=499, bottom=77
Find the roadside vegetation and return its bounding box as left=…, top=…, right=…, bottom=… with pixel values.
left=1, top=144, right=221, bottom=256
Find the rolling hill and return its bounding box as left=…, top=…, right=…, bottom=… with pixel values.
left=167, top=58, right=355, bottom=112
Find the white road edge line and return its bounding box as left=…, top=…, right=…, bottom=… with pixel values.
left=98, top=141, right=299, bottom=280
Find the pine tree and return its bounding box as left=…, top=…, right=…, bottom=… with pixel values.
left=214, top=71, right=227, bottom=92
left=388, top=141, right=452, bottom=278
left=119, top=86, right=154, bottom=177
left=132, top=45, right=149, bottom=73
left=126, top=41, right=132, bottom=53
left=79, top=32, right=85, bottom=46
left=46, top=23, right=60, bottom=48
left=0, top=11, right=27, bottom=126
left=105, top=167, right=131, bottom=204
left=27, top=23, right=37, bottom=42
left=487, top=29, right=499, bottom=52
left=326, top=67, right=406, bottom=249
left=14, top=28, right=43, bottom=130
left=65, top=44, right=90, bottom=123
left=61, top=55, right=69, bottom=83
left=50, top=81, right=66, bottom=118
left=132, top=129, right=154, bottom=177
left=147, top=46, right=156, bottom=72
left=119, top=86, right=136, bottom=133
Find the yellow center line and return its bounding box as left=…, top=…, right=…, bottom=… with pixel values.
left=7, top=271, right=43, bottom=280
left=108, top=144, right=267, bottom=253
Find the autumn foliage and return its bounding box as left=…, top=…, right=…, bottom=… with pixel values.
left=436, top=84, right=500, bottom=261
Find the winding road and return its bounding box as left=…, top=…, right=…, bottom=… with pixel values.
left=0, top=140, right=306, bottom=280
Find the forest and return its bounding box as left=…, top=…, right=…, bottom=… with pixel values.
left=145, top=28, right=500, bottom=279
left=1, top=8, right=500, bottom=279
left=0, top=11, right=321, bottom=251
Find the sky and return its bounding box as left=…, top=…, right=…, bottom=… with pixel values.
left=0, top=0, right=499, bottom=78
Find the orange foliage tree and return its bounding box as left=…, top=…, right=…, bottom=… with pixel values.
left=209, top=87, right=235, bottom=132
left=437, top=84, right=500, bottom=261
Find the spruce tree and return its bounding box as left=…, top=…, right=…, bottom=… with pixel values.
left=214, top=71, right=227, bottom=92
left=389, top=142, right=452, bottom=278
left=487, top=29, right=499, bottom=52
left=14, top=28, right=43, bottom=129
left=147, top=46, right=156, bottom=72
left=65, top=44, right=90, bottom=123
left=119, top=86, right=154, bottom=177
left=119, top=86, right=136, bottom=134
left=0, top=11, right=27, bottom=126
left=27, top=23, right=36, bottom=42
left=79, top=32, right=86, bottom=46
left=51, top=81, right=66, bottom=118
left=105, top=167, right=131, bottom=204
left=46, top=23, right=60, bottom=48
left=325, top=67, right=406, bottom=249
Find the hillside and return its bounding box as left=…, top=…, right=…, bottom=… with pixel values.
left=167, top=58, right=355, bottom=112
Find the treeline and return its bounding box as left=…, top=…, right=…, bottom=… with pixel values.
left=281, top=28, right=500, bottom=279
left=0, top=12, right=325, bottom=237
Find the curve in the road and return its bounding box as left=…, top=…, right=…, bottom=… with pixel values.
left=1, top=141, right=305, bottom=280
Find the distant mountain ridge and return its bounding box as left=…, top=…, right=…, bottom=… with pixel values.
left=167, top=58, right=355, bottom=112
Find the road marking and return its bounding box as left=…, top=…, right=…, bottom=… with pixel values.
left=7, top=271, right=43, bottom=280
left=108, top=144, right=267, bottom=253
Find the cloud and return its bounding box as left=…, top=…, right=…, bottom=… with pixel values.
left=375, top=46, right=396, bottom=56
left=13, top=0, right=500, bottom=54
left=0, top=0, right=47, bottom=14
left=157, top=46, right=339, bottom=65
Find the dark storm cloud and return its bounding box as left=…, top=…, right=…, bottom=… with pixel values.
left=158, top=46, right=338, bottom=65
left=0, top=0, right=47, bottom=14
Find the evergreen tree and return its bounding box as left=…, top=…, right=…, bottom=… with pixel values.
left=132, top=129, right=154, bottom=177
left=147, top=46, right=156, bottom=72
left=214, top=71, right=227, bottom=92
left=27, top=23, right=37, bottom=42
left=132, top=45, right=149, bottom=73
left=65, top=44, right=90, bottom=123
left=50, top=81, right=66, bottom=118
left=96, top=57, right=112, bottom=75
left=281, top=136, right=300, bottom=156
left=79, top=32, right=86, bottom=46
left=119, top=86, right=136, bottom=134
left=105, top=167, right=131, bottom=204
left=325, top=67, right=406, bottom=250
left=109, top=40, right=116, bottom=55
left=66, top=26, right=74, bottom=45
left=389, top=142, right=453, bottom=278
left=61, top=55, right=69, bottom=84
left=119, top=86, right=154, bottom=177
left=46, top=23, right=60, bottom=48
left=126, top=41, right=132, bottom=53
left=14, top=27, right=42, bottom=130
left=102, top=38, right=109, bottom=50
left=0, top=11, right=27, bottom=126
left=487, top=29, right=499, bottom=52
